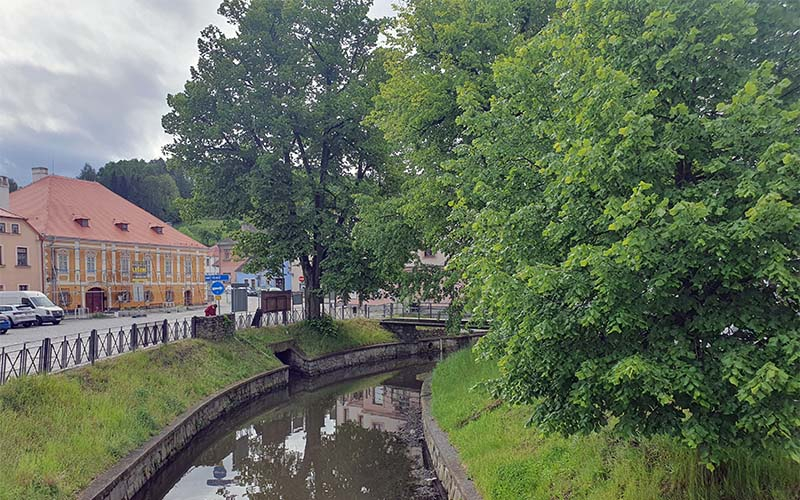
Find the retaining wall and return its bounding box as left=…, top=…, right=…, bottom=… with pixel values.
left=421, top=377, right=484, bottom=500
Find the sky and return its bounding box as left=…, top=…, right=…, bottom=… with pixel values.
left=0, top=0, right=397, bottom=185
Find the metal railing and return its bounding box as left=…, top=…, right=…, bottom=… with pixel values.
left=0, top=302, right=451, bottom=385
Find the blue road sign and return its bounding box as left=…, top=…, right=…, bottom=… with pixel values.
left=205, top=274, right=231, bottom=282
left=210, top=281, right=225, bottom=296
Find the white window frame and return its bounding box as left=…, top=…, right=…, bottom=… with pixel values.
left=16, top=246, right=28, bottom=267
left=57, top=251, right=69, bottom=274
left=86, top=252, right=97, bottom=274
left=10, top=223, right=20, bottom=234
left=165, top=257, right=173, bottom=276
left=120, top=252, right=130, bottom=274
left=184, top=257, right=192, bottom=277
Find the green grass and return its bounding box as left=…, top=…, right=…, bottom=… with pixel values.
left=238, top=318, right=397, bottom=358
left=0, top=319, right=397, bottom=499
left=431, top=349, right=800, bottom=500
left=0, top=338, right=281, bottom=499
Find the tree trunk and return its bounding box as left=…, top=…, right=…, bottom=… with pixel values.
left=301, top=256, right=323, bottom=319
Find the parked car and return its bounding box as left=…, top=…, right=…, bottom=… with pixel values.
left=0, top=305, right=37, bottom=328
left=0, top=314, right=10, bottom=334
left=246, top=287, right=259, bottom=297
left=0, top=291, right=64, bottom=325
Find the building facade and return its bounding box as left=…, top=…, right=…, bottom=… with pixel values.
left=0, top=202, right=44, bottom=292
left=10, top=169, right=207, bottom=312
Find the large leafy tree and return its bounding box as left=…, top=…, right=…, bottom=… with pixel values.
left=454, top=0, right=799, bottom=465
left=96, top=158, right=185, bottom=222
left=358, top=0, right=554, bottom=303
left=164, top=0, right=391, bottom=318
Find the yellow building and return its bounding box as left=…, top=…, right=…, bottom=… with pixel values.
left=10, top=169, right=207, bottom=312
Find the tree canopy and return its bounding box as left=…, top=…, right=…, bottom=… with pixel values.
left=164, top=0, right=394, bottom=317
left=370, top=0, right=800, bottom=466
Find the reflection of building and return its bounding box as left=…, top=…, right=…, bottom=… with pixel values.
left=336, top=371, right=422, bottom=433
left=9, top=169, right=207, bottom=311
left=0, top=180, right=44, bottom=292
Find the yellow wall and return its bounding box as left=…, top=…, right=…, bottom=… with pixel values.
left=0, top=215, right=43, bottom=292
left=42, top=239, right=207, bottom=310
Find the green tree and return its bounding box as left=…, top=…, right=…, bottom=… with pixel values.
left=77, top=163, right=97, bottom=182
left=7, top=178, right=18, bottom=192
left=450, top=0, right=799, bottom=466
left=164, top=0, right=392, bottom=318
left=358, top=0, right=554, bottom=304
left=96, top=158, right=182, bottom=222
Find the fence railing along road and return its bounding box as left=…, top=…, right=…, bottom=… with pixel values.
left=0, top=302, right=450, bottom=385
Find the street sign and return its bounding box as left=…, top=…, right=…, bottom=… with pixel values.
left=210, top=281, right=225, bottom=296
left=214, top=295, right=222, bottom=301
left=298, top=276, right=305, bottom=283
left=205, top=274, right=230, bottom=282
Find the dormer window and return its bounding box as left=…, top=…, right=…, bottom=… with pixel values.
left=115, top=221, right=129, bottom=231
left=150, top=225, right=164, bottom=234
left=74, top=216, right=90, bottom=228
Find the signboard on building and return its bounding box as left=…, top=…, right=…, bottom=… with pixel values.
left=131, top=262, right=148, bottom=282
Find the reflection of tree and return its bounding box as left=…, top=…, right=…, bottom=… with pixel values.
left=233, top=400, right=414, bottom=500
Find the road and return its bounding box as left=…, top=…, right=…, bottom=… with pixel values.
left=0, top=296, right=262, bottom=348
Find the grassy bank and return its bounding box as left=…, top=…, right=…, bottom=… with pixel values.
left=431, top=349, right=799, bottom=500
left=0, top=318, right=397, bottom=499
left=238, top=318, right=397, bottom=357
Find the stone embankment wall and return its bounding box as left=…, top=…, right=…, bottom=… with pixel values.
left=191, top=313, right=235, bottom=340
left=421, top=377, right=484, bottom=500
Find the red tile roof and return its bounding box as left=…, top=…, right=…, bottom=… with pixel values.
left=0, top=207, right=26, bottom=220
left=10, top=175, right=206, bottom=249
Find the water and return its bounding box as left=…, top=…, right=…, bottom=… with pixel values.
left=135, top=362, right=442, bottom=500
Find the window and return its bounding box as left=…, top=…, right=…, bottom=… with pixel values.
left=11, top=224, right=19, bottom=234
left=0, top=223, right=5, bottom=233
left=120, top=252, right=130, bottom=273
left=223, top=249, right=231, bottom=260
left=144, top=289, right=153, bottom=302
left=184, top=258, right=192, bottom=277
left=57, top=252, right=69, bottom=273
left=144, top=255, right=152, bottom=276
left=133, top=284, right=144, bottom=302
left=115, top=222, right=129, bottom=231
left=165, top=290, right=174, bottom=302
left=165, top=257, right=173, bottom=276
left=373, top=386, right=385, bottom=405
left=18, top=284, right=28, bottom=291
left=75, top=218, right=89, bottom=227
left=150, top=225, right=163, bottom=234
left=58, top=290, right=71, bottom=306
left=16, top=247, right=28, bottom=266
left=117, top=290, right=129, bottom=303
left=86, top=253, right=97, bottom=273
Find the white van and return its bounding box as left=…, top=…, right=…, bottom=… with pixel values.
left=0, top=291, right=64, bottom=325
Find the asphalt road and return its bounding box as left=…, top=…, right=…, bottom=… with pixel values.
left=0, top=296, right=263, bottom=348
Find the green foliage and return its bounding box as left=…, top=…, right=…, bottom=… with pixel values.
left=96, top=158, right=191, bottom=223
left=440, top=0, right=800, bottom=466
left=305, top=314, right=340, bottom=338
left=238, top=318, right=396, bottom=357
left=0, top=339, right=281, bottom=499
left=164, top=0, right=397, bottom=317
left=175, top=218, right=239, bottom=247
left=431, top=349, right=800, bottom=500
left=357, top=0, right=555, bottom=303
left=76, top=163, right=97, bottom=182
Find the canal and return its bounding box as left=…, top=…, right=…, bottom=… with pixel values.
left=133, top=361, right=444, bottom=500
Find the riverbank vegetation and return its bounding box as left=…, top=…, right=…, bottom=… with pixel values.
left=239, top=318, right=397, bottom=358
left=0, top=318, right=396, bottom=498
left=432, top=349, right=800, bottom=500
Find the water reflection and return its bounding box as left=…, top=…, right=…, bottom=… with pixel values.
left=156, top=366, right=431, bottom=500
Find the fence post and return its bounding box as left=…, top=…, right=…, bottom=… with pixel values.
left=61, top=338, right=68, bottom=369
left=162, top=319, right=168, bottom=344
left=89, top=330, right=98, bottom=365
left=131, top=324, right=138, bottom=351
left=20, top=343, right=28, bottom=376
left=40, top=338, right=52, bottom=374
left=191, top=317, right=197, bottom=338
left=1, top=347, right=5, bottom=383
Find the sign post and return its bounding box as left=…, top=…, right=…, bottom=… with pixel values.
left=210, top=281, right=225, bottom=296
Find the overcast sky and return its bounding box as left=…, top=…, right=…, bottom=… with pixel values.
left=0, top=0, right=396, bottom=185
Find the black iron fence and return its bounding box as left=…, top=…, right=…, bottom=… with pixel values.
left=0, top=302, right=450, bottom=385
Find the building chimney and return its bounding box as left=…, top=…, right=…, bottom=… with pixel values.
left=32, top=166, right=49, bottom=183
left=0, top=176, right=9, bottom=210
